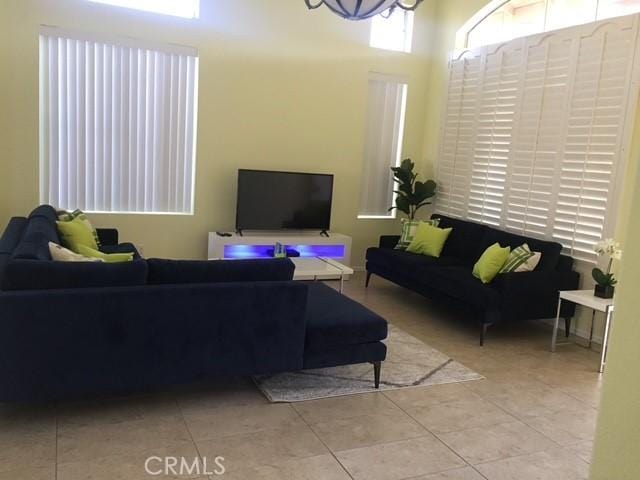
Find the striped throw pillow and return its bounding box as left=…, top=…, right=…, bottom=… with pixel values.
left=500, top=243, right=541, bottom=273
left=395, top=218, right=440, bottom=250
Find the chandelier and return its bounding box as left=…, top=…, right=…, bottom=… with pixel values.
left=304, top=0, right=424, bottom=20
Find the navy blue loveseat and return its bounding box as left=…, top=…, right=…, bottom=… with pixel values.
left=0, top=205, right=387, bottom=402
left=366, top=214, right=580, bottom=345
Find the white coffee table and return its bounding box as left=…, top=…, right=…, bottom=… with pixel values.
left=551, top=289, right=615, bottom=373
left=290, top=257, right=354, bottom=293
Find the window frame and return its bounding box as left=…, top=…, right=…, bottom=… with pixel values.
left=87, top=0, right=200, bottom=19
left=457, top=0, right=640, bottom=50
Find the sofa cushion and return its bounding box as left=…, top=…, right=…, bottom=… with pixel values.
left=11, top=215, right=61, bottom=260
left=478, top=227, right=562, bottom=271
left=146, top=258, right=295, bottom=285
left=29, top=205, right=59, bottom=223
left=304, top=283, right=388, bottom=351
left=366, top=247, right=464, bottom=274
left=0, top=253, right=10, bottom=287
left=431, top=214, right=487, bottom=264
left=419, top=266, right=501, bottom=310
left=1, top=259, right=148, bottom=291
left=100, top=243, right=141, bottom=259
left=0, top=217, right=27, bottom=254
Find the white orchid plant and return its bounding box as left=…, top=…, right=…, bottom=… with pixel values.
left=593, top=239, right=623, bottom=288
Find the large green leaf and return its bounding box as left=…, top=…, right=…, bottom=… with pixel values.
left=592, top=268, right=617, bottom=286
left=391, top=167, right=413, bottom=186
left=394, top=195, right=411, bottom=216
left=413, top=180, right=437, bottom=203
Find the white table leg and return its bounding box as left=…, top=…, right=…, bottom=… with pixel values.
left=600, top=306, right=614, bottom=373
left=589, top=309, right=596, bottom=349
left=551, top=297, right=562, bottom=352
left=340, top=274, right=344, bottom=293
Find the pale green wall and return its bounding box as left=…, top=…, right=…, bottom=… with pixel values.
left=0, top=0, right=439, bottom=263
left=590, top=166, right=640, bottom=478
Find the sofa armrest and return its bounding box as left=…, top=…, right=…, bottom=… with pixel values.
left=96, top=228, right=119, bottom=246
left=0, top=281, right=308, bottom=401
left=493, top=269, right=581, bottom=321
left=379, top=236, right=400, bottom=249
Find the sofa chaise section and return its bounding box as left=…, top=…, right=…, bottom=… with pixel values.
left=0, top=281, right=308, bottom=402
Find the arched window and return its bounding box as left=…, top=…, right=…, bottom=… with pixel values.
left=457, top=0, right=640, bottom=49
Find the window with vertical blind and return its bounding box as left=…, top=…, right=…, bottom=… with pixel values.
left=359, top=73, right=408, bottom=218
left=39, top=27, right=199, bottom=214
left=437, top=14, right=640, bottom=262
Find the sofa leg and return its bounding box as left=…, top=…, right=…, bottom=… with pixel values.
left=480, top=323, right=490, bottom=347
left=365, top=271, right=372, bottom=288
left=372, top=361, right=381, bottom=389
left=564, top=317, right=572, bottom=338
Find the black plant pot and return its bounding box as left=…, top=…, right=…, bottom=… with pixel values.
left=594, top=284, right=615, bottom=299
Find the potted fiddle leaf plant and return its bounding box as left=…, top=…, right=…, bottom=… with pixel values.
left=388, top=158, right=437, bottom=220
left=592, top=239, right=622, bottom=299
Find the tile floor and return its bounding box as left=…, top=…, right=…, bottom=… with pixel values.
left=0, top=272, right=603, bottom=480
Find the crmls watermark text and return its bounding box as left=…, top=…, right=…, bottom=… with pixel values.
left=144, top=456, right=225, bottom=476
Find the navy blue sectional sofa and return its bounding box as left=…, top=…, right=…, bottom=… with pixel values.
left=366, top=214, right=580, bottom=345
left=0, top=205, right=387, bottom=402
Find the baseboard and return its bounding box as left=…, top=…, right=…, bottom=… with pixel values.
left=541, top=318, right=604, bottom=347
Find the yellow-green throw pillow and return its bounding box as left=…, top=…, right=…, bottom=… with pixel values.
left=473, top=243, right=511, bottom=284
left=58, top=209, right=101, bottom=247
left=406, top=224, right=453, bottom=258
left=56, top=217, right=99, bottom=253
left=76, top=245, right=134, bottom=263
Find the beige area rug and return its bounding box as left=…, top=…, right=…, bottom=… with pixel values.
left=254, top=325, right=484, bottom=402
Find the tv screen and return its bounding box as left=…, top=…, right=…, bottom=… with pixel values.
left=235, top=170, right=334, bottom=231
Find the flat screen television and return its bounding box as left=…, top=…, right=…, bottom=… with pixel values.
left=235, top=169, right=334, bottom=232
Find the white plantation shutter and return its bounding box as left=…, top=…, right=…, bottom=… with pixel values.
left=39, top=27, right=199, bottom=214
left=438, top=51, right=482, bottom=219
left=437, top=14, right=640, bottom=262
left=359, top=73, right=408, bottom=218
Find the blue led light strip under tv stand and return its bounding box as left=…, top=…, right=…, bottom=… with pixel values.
left=207, top=231, right=352, bottom=266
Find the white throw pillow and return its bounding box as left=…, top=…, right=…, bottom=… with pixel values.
left=48, top=242, right=104, bottom=262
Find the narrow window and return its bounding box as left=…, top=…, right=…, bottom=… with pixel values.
left=359, top=74, right=408, bottom=219
left=370, top=9, right=414, bottom=53
left=88, top=0, right=199, bottom=18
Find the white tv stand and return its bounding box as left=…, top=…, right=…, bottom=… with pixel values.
left=207, top=231, right=352, bottom=266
